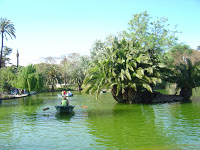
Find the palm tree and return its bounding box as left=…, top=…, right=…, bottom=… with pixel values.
left=167, top=59, right=200, bottom=99
left=0, top=18, right=16, bottom=68
left=45, top=65, right=61, bottom=91
left=83, top=38, right=162, bottom=103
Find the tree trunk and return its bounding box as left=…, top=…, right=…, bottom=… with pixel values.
left=180, top=87, right=192, bottom=100
left=142, top=90, right=151, bottom=103
left=122, top=88, right=128, bottom=101
left=128, top=88, right=142, bottom=103
left=0, top=32, right=4, bottom=68
left=111, top=85, right=123, bottom=103
left=51, top=84, right=55, bottom=91
left=78, top=83, right=82, bottom=91
left=111, top=86, right=141, bottom=103
left=64, top=74, right=66, bottom=88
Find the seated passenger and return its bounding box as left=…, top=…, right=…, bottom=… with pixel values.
left=67, top=91, right=72, bottom=96
left=61, top=96, right=69, bottom=106
left=63, top=90, right=66, bottom=95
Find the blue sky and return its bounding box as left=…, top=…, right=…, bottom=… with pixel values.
left=1, top=0, right=200, bottom=66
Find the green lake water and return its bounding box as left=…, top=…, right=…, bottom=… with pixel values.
left=0, top=90, right=200, bottom=150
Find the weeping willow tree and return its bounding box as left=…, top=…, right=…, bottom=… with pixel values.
left=14, top=64, right=43, bottom=92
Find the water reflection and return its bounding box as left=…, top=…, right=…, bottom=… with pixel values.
left=86, top=103, right=164, bottom=149
left=85, top=100, right=200, bottom=149
left=152, top=102, right=200, bottom=147
left=55, top=112, right=75, bottom=121
left=181, top=99, right=192, bottom=103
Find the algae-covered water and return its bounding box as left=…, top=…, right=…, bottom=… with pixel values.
left=0, top=90, right=200, bottom=150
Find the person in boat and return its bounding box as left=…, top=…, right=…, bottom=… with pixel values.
left=66, top=91, right=73, bottom=96
left=61, top=96, right=69, bottom=106
left=63, top=90, right=66, bottom=95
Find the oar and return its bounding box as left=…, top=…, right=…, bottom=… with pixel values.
left=74, top=105, right=88, bottom=109
left=81, top=106, right=88, bottom=108
left=43, top=107, right=50, bottom=111
left=43, top=106, right=54, bottom=111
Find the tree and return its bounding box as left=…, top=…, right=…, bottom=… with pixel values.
left=14, top=65, right=44, bottom=92
left=165, top=59, right=200, bottom=99
left=45, top=64, right=61, bottom=91
left=36, top=57, right=62, bottom=91
left=171, top=43, right=191, bottom=52
left=83, top=11, right=180, bottom=102
left=162, top=45, right=200, bottom=67
left=0, top=66, right=16, bottom=92
left=0, top=18, right=16, bottom=68
left=58, top=53, right=90, bottom=91
left=90, top=39, right=106, bottom=59
left=161, top=43, right=192, bottom=67
left=83, top=11, right=200, bottom=103
left=1, top=46, right=12, bottom=67
left=69, top=55, right=89, bottom=91
left=83, top=38, right=162, bottom=102
left=59, top=56, right=70, bottom=87
left=124, top=11, right=178, bottom=59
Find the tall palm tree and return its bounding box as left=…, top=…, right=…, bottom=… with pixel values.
left=0, top=18, right=16, bottom=68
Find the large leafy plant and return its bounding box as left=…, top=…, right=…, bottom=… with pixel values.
left=83, top=38, right=162, bottom=98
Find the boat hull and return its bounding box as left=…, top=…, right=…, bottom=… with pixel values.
left=55, top=105, right=75, bottom=113
left=57, top=94, right=73, bottom=97
left=15, top=94, right=28, bottom=98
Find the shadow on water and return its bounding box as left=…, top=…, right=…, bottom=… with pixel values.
left=181, top=99, right=192, bottom=104
left=55, top=112, right=75, bottom=121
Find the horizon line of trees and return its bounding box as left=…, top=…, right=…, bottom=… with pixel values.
left=0, top=53, right=90, bottom=93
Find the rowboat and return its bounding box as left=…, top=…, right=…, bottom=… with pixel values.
left=15, top=93, right=28, bottom=98
left=55, top=105, right=75, bottom=113
left=57, top=93, right=73, bottom=97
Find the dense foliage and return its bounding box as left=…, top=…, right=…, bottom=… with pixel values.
left=83, top=38, right=163, bottom=99
left=165, top=59, right=200, bottom=99
left=83, top=11, right=200, bottom=102
left=13, top=65, right=43, bottom=92
left=0, top=66, right=16, bottom=92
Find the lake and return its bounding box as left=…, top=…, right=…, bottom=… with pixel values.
left=0, top=90, right=200, bottom=150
